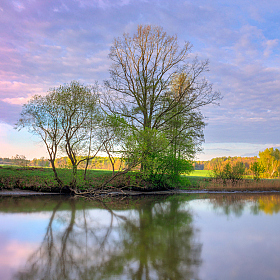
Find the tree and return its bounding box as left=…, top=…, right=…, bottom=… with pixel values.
left=158, top=73, right=205, bottom=178
left=212, top=161, right=245, bottom=182
left=51, top=81, right=100, bottom=189
left=16, top=81, right=100, bottom=190
left=16, top=93, right=66, bottom=186
left=258, top=147, right=280, bottom=178
left=104, top=25, right=220, bottom=181
left=250, top=162, right=265, bottom=180
left=12, top=154, right=29, bottom=167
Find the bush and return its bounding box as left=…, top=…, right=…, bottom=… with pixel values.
left=250, top=162, right=265, bottom=181
left=213, top=162, right=245, bottom=183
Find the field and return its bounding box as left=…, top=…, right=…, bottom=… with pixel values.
left=0, top=166, right=113, bottom=192
left=0, top=165, right=280, bottom=192
left=188, top=170, right=213, bottom=177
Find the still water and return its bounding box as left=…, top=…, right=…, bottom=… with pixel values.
left=0, top=193, right=280, bottom=280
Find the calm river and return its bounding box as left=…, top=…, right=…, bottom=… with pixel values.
left=0, top=193, right=280, bottom=280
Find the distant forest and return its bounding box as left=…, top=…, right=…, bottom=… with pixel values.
left=194, top=156, right=258, bottom=171
left=0, top=155, right=257, bottom=172
left=0, top=155, right=124, bottom=171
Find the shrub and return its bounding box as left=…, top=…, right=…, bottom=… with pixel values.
left=250, top=162, right=265, bottom=181
left=213, top=162, right=245, bottom=183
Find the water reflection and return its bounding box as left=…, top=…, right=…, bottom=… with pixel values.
left=10, top=196, right=201, bottom=280
left=192, top=193, right=280, bottom=280
left=1, top=193, right=280, bottom=280
left=206, top=193, right=280, bottom=217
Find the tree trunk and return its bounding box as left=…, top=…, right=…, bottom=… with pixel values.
left=49, top=159, right=64, bottom=188
left=71, top=164, right=78, bottom=191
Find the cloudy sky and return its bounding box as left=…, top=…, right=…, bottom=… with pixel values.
left=0, top=0, right=279, bottom=160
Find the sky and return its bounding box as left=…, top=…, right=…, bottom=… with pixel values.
left=0, top=0, right=280, bottom=160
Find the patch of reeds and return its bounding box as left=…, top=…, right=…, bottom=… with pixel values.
left=198, top=178, right=280, bottom=192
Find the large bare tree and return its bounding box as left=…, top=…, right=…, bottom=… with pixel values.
left=104, top=25, right=220, bottom=175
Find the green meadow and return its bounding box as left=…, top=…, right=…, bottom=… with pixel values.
left=188, top=170, right=213, bottom=177
left=0, top=166, right=113, bottom=191
left=0, top=166, right=210, bottom=191
left=1, top=165, right=280, bottom=192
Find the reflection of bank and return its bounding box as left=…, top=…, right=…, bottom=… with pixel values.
left=207, top=193, right=280, bottom=217
left=12, top=196, right=202, bottom=280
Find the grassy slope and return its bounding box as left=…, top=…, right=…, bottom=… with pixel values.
left=1, top=166, right=280, bottom=192
left=0, top=167, right=210, bottom=189
left=0, top=166, right=113, bottom=191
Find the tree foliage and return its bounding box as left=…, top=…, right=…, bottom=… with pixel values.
left=104, top=25, right=220, bottom=185
left=16, top=25, right=222, bottom=190
left=16, top=81, right=100, bottom=190
left=212, top=161, right=246, bottom=182
left=250, top=162, right=265, bottom=180
left=258, top=148, right=280, bottom=178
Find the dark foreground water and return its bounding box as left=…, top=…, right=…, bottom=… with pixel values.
left=0, top=193, right=280, bottom=280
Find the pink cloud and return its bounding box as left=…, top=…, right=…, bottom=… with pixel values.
left=0, top=81, right=46, bottom=99
left=0, top=240, right=37, bottom=279
left=0, top=240, right=36, bottom=265
left=2, top=96, right=31, bottom=105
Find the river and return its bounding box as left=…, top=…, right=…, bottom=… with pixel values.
left=0, top=193, right=279, bottom=280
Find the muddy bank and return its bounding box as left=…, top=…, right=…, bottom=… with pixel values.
left=1, top=188, right=280, bottom=196
left=0, top=189, right=63, bottom=196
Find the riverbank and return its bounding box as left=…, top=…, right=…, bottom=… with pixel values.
left=0, top=189, right=62, bottom=196
left=1, top=165, right=280, bottom=194
left=1, top=188, right=280, bottom=197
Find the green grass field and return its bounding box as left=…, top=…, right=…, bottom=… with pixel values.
left=187, top=170, right=213, bottom=177
left=0, top=165, right=113, bottom=191
left=1, top=165, right=279, bottom=192
left=0, top=166, right=212, bottom=191
left=178, top=170, right=213, bottom=189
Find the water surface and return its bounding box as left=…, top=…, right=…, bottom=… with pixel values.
left=0, top=193, right=280, bottom=280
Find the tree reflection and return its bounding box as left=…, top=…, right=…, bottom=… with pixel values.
left=207, top=193, right=280, bottom=217
left=13, top=196, right=202, bottom=280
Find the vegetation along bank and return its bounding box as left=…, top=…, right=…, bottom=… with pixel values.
left=1, top=25, right=278, bottom=196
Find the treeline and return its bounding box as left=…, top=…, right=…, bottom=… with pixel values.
left=54, top=157, right=124, bottom=170
left=194, top=147, right=280, bottom=179
left=194, top=156, right=258, bottom=171
left=0, top=155, right=125, bottom=171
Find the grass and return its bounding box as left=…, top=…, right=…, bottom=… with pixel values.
left=0, top=165, right=113, bottom=192
left=0, top=165, right=279, bottom=193
left=183, top=169, right=280, bottom=191
left=187, top=170, right=213, bottom=177
left=180, top=170, right=212, bottom=189
left=197, top=178, right=280, bottom=192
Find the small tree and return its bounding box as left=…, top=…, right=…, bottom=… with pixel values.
left=121, top=128, right=193, bottom=188
left=12, top=154, right=29, bottom=168
left=16, top=81, right=101, bottom=190
left=16, top=94, right=65, bottom=186
left=52, top=81, right=100, bottom=190
left=250, top=162, right=265, bottom=180
left=213, top=162, right=245, bottom=183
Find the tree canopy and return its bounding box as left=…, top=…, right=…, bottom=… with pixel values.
left=16, top=25, right=221, bottom=190
left=16, top=81, right=100, bottom=189
left=259, top=147, right=280, bottom=178
left=104, top=25, right=220, bottom=182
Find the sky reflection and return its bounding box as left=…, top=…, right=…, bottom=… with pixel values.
left=0, top=194, right=279, bottom=280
